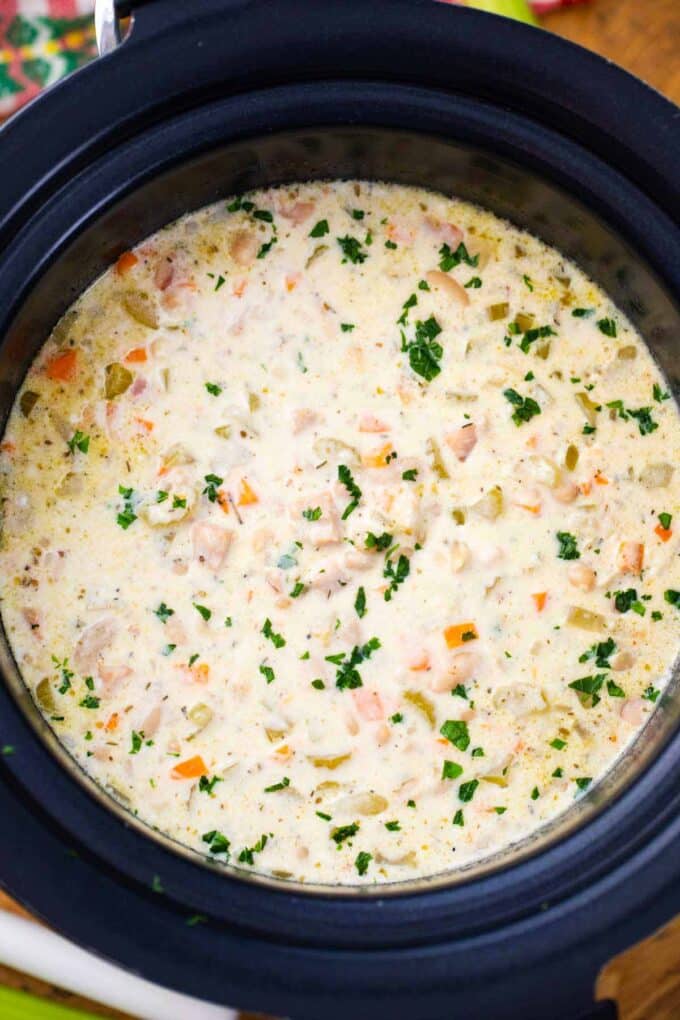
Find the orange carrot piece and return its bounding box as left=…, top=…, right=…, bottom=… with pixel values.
left=518, top=503, right=542, bottom=515
left=579, top=481, right=592, bottom=495
left=124, top=346, right=148, bottom=363
left=135, top=417, right=154, bottom=433
left=116, top=251, right=139, bottom=275
left=46, top=348, right=77, bottom=381
left=654, top=524, right=673, bottom=543
left=238, top=478, right=259, bottom=506
left=594, top=473, right=609, bottom=485
left=444, top=622, right=478, bottom=649
left=105, top=712, right=119, bottom=732
left=171, top=755, right=208, bottom=780
left=408, top=651, right=431, bottom=672
left=217, top=490, right=230, bottom=514
left=532, top=592, right=547, bottom=612
left=362, top=443, right=393, bottom=468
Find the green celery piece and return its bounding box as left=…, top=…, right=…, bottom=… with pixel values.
left=0, top=985, right=104, bottom=1020
left=467, top=0, right=538, bottom=25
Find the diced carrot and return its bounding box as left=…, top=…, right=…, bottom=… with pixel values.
left=135, top=417, right=154, bottom=433
left=362, top=443, right=394, bottom=468
left=285, top=273, right=301, bottom=292
left=444, top=622, right=478, bottom=649
left=238, top=478, right=259, bottom=506
left=46, top=349, right=77, bottom=381
left=594, top=473, right=609, bottom=485
left=0, top=441, right=15, bottom=454
left=105, top=712, right=119, bottom=732
left=233, top=279, right=247, bottom=298
left=116, top=251, right=138, bottom=275
left=187, top=663, right=210, bottom=684
left=124, top=347, right=148, bottom=364
left=171, top=755, right=208, bottom=780
left=217, top=490, right=230, bottom=514
left=532, top=592, right=547, bottom=612
left=654, top=524, right=673, bottom=543
left=518, top=503, right=542, bottom=515
left=579, top=481, right=592, bottom=496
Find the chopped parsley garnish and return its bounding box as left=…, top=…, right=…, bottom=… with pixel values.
left=154, top=602, right=174, bottom=624
left=213, top=274, right=225, bottom=291
left=493, top=807, right=507, bottom=815
left=465, top=276, right=482, bottom=289
left=385, top=239, right=398, bottom=250
left=130, top=730, right=143, bottom=755
left=401, top=315, right=443, bottom=382
left=253, top=208, right=273, bottom=222
left=572, top=308, right=594, bottom=318
left=664, top=589, right=680, bottom=608
left=205, top=382, right=222, bottom=396
left=658, top=512, right=673, bottom=530
left=340, top=323, right=355, bottom=332
left=202, top=473, right=223, bottom=503
left=172, top=495, right=187, bottom=509
left=471, top=747, right=485, bottom=758
left=531, top=787, right=540, bottom=800
left=350, top=208, right=365, bottom=221
left=199, top=775, right=223, bottom=796
left=309, top=219, right=329, bottom=238
left=442, top=760, right=464, bottom=781
left=311, top=679, right=325, bottom=690
left=224, top=616, right=233, bottom=628
left=67, top=430, right=90, bottom=455
left=503, top=388, right=541, bottom=426
left=438, top=242, right=478, bottom=271
left=385, top=821, right=401, bottom=832
left=597, top=318, right=617, bottom=337
left=583, top=424, right=596, bottom=435
left=612, top=588, right=645, bottom=615
left=522, top=274, right=534, bottom=291
left=262, top=618, right=286, bottom=649
left=365, top=531, right=393, bottom=551
left=79, top=694, right=100, bottom=710
left=397, top=293, right=418, bottom=325
left=458, top=779, right=479, bottom=803
left=259, top=664, right=275, bottom=684
left=302, top=506, right=322, bottom=521
left=337, top=235, right=368, bottom=265
left=383, top=554, right=410, bottom=602
left=338, top=464, right=362, bottom=519
left=202, top=830, right=231, bottom=858
left=289, top=582, right=305, bottom=598
left=326, top=637, right=381, bottom=690
left=116, top=485, right=137, bottom=529
left=607, top=678, right=625, bottom=698
left=439, top=719, right=470, bottom=752
left=316, top=811, right=332, bottom=821
left=390, top=712, right=403, bottom=724
left=569, top=674, right=605, bottom=708
left=239, top=834, right=268, bottom=865
left=193, top=603, right=211, bottom=622
left=1, top=745, right=14, bottom=756
left=453, top=809, right=464, bottom=826
left=257, top=238, right=277, bottom=259
left=156, top=490, right=169, bottom=503
left=331, top=822, right=359, bottom=845
left=643, top=685, right=660, bottom=703
left=606, top=400, right=658, bottom=435
left=575, top=777, right=592, bottom=791
left=653, top=382, right=670, bottom=403
left=354, top=586, right=367, bottom=618
left=402, top=468, right=418, bottom=482
left=452, top=684, right=468, bottom=700
left=52, top=656, right=73, bottom=694
left=550, top=738, right=567, bottom=751
left=518, top=324, right=556, bottom=355
left=264, top=777, right=290, bottom=793
left=355, top=851, right=372, bottom=876
left=556, top=531, right=580, bottom=560
left=579, top=637, right=616, bottom=668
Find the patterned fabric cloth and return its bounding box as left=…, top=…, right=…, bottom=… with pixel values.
left=0, top=0, right=589, bottom=124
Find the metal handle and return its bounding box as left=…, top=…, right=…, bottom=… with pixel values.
left=95, top=0, right=122, bottom=56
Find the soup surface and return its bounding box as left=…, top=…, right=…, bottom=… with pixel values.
left=1, top=182, right=678, bottom=885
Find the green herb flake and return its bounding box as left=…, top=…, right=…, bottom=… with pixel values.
left=465, top=276, right=482, bottom=289
left=202, top=830, right=231, bottom=858
left=503, top=388, right=541, bottom=426
left=116, top=485, right=137, bottom=530
left=531, top=787, right=540, bottom=800
left=331, top=822, right=359, bottom=845
left=310, top=219, right=329, bottom=238
left=202, top=473, right=223, bottom=503
left=193, top=603, right=211, bottom=622
left=401, top=315, right=443, bottom=382
left=653, top=382, right=670, bottom=403
left=326, top=637, right=381, bottom=691
left=442, top=760, right=464, bottom=781
left=385, top=820, right=401, bottom=832
left=264, top=777, right=290, bottom=793
left=262, top=618, right=286, bottom=649
left=458, top=779, right=479, bottom=803
left=556, top=531, right=580, bottom=560
left=575, top=777, right=592, bottom=791
left=338, top=464, right=362, bottom=519
left=390, top=712, right=404, bottom=724
left=311, top=679, right=325, bottom=690
left=355, top=851, right=372, bottom=876
left=337, top=235, right=368, bottom=265
left=67, top=430, right=90, bottom=455
left=440, top=719, right=470, bottom=752
left=438, top=242, right=478, bottom=271
left=402, top=468, right=418, bottom=481
left=643, top=685, right=660, bottom=703
left=205, top=382, right=222, bottom=396
left=340, top=323, right=355, bottom=333
left=569, top=674, right=606, bottom=708
left=259, top=664, right=275, bottom=684
left=383, top=554, right=410, bottom=602
left=550, top=737, right=567, bottom=751
left=199, top=775, right=223, bottom=796
left=239, top=834, right=268, bottom=865
left=154, top=602, right=174, bottom=624
left=303, top=506, right=322, bottom=521
left=607, top=678, right=625, bottom=698
left=572, top=308, right=594, bottom=318
left=597, top=318, right=617, bottom=337
left=354, top=586, right=367, bottom=619
left=365, top=531, right=393, bottom=551
left=453, top=809, right=464, bottom=827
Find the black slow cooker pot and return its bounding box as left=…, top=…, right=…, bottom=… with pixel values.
left=0, top=2, right=678, bottom=1018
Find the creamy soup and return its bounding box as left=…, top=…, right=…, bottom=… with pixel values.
left=1, top=181, right=678, bottom=886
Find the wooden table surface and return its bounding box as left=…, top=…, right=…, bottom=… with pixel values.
left=1, top=1, right=679, bottom=1018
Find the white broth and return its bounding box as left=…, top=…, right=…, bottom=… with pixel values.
left=1, top=181, right=678, bottom=885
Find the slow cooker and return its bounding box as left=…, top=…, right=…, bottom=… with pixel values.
left=0, top=2, right=678, bottom=1018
